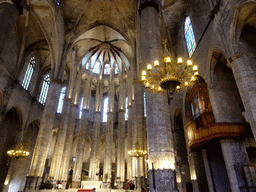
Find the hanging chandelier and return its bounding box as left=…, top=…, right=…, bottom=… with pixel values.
left=141, top=56, right=199, bottom=94
left=7, top=143, right=30, bottom=159
left=128, top=140, right=147, bottom=157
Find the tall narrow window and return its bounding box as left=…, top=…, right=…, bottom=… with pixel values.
left=57, top=87, right=66, bottom=113
left=79, top=97, right=84, bottom=119
left=144, top=92, right=146, bottom=117
left=22, top=57, right=35, bottom=90
left=102, top=97, right=109, bottom=122
left=185, top=16, right=196, bottom=58
left=38, top=74, right=50, bottom=105
left=115, top=63, right=119, bottom=74
left=93, top=60, right=101, bottom=74
left=104, top=63, right=110, bottom=75
left=125, top=97, right=128, bottom=120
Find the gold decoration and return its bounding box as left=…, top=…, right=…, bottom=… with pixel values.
left=7, top=143, right=29, bottom=159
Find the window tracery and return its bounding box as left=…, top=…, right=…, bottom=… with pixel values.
left=22, top=56, right=35, bottom=90
left=185, top=16, right=196, bottom=58
left=38, top=74, right=50, bottom=105
left=57, top=87, right=66, bottom=113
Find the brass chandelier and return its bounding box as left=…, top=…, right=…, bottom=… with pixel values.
left=141, top=56, right=199, bottom=94
left=7, top=143, right=30, bottom=159
left=128, top=140, right=147, bottom=157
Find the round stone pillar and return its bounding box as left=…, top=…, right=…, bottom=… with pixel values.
left=138, top=1, right=177, bottom=191
left=48, top=98, right=72, bottom=185
left=58, top=104, right=78, bottom=188
left=103, top=77, right=115, bottom=188
left=89, top=111, right=102, bottom=181
left=72, top=110, right=89, bottom=185
left=230, top=55, right=256, bottom=139
left=26, top=79, right=62, bottom=189
left=0, top=2, right=19, bottom=57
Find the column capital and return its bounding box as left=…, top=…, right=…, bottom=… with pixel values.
left=118, top=109, right=125, bottom=113
left=227, top=52, right=242, bottom=67
left=139, top=0, right=160, bottom=15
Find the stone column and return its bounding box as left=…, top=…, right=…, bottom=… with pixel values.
left=48, top=98, right=72, bottom=185
left=139, top=2, right=177, bottom=191
left=0, top=2, right=19, bottom=57
left=230, top=55, right=256, bottom=139
left=188, top=152, right=199, bottom=192
left=26, top=79, right=62, bottom=189
left=116, top=74, right=126, bottom=188
left=103, top=75, right=115, bottom=188
left=72, top=109, right=88, bottom=185
left=89, top=112, right=102, bottom=181
left=220, top=139, right=253, bottom=192
left=202, top=149, right=214, bottom=192
left=58, top=104, right=78, bottom=187
left=89, top=80, right=103, bottom=181
left=116, top=109, right=125, bottom=188
left=71, top=75, right=90, bottom=187
left=126, top=105, right=133, bottom=181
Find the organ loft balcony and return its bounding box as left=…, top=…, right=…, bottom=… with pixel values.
left=185, top=82, right=246, bottom=151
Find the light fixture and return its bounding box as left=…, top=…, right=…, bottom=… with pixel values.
left=141, top=45, right=199, bottom=94
left=128, top=140, right=147, bottom=157
left=7, top=143, right=29, bottom=159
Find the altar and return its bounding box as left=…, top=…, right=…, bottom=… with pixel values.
left=81, top=181, right=103, bottom=189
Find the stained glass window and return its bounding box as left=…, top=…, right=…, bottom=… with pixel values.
left=125, top=97, right=128, bottom=120
left=57, top=87, right=66, bottom=113
left=104, top=63, right=110, bottom=75
left=185, top=16, right=196, bottom=58
left=38, top=74, right=50, bottom=105
left=22, top=57, right=35, bottom=90
left=92, top=60, right=100, bottom=74
left=103, top=97, right=109, bottom=122
left=115, top=63, right=119, bottom=74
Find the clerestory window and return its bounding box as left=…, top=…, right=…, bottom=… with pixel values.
left=102, top=97, right=109, bottom=122
left=38, top=74, right=50, bottom=105
left=57, top=87, right=66, bottom=113
left=22, top=56, right=35, bottom=90
left=185, top=16, right=196, bottom=58
left=125, top=97, right=128, bottom=120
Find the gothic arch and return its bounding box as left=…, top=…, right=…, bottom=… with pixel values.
left=205, top=47, right=229, bottom=87
left=230, top=0, right=256, bottom=54
left=0, top=107, right=23, bottom=191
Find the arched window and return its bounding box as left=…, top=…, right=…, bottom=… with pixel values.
left=38, top=74, right=50, bottom=105
left=185, top=16, right=196, bottom=58
left=125, top=97, right=128, bottom=120
left=57, top=87, right=66, bottom=113
left=22, top=57, right=35, bottom=90
left=92, top=60, right=101, bottom=74
left=102, top=97, right=109, bottom=122
left=79, top=97, right=84, bottom=119
left=115, top=63, right=119, bottom=74
left=104, top=62, right=110, bottom=75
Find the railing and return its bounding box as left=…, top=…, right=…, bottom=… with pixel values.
left=185, top=113, right=246, bottom=150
